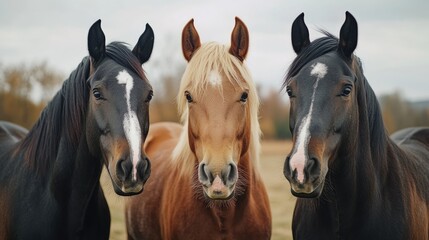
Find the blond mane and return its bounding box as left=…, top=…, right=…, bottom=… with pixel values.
left=172, top=42, right=261, bottom=177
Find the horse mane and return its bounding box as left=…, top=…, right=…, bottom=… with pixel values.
left=172, top=42, right=261, bottom=177
left=351, top=57, right=391, bottom=202
left=16, top=42, right=146, bottom=176
left=16, top=57, right=90, bottom=176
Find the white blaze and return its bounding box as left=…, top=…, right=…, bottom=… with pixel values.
left=117, top=70, right=141, bottom=181
left=289, top=62, right=327, bottom=184
left=208, top=70, right=222, bottom=86
left=310, top=62, right=328, bottom=78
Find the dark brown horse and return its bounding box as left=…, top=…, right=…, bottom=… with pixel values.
left=0, top=20, right=154, bottom=239
left=125, top=18, right=272, bottom=240
left=283, top=12, right=429, bottom=239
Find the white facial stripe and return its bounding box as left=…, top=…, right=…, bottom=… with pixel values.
left=289, top=62, right=327, bottom=184
left=310, top=62, right=328, bottom=78
left=290, top=115, right=311, bottom=183
left=208, top=70, right=222, bottom=86
left=117, top=70, right=142, bottom=181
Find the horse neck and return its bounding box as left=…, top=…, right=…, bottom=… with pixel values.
left=40, top=128, right=103, bottom=238
left=65, top=133, right=105, bottom=235
left=50, top=127, right=102, bottom=200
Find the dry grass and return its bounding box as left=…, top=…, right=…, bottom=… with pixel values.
left=101, top=140, right=295, bottom=240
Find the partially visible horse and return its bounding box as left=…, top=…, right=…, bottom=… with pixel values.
left=125, top=18, right=272, bottom=240
left=0, top=20, right=154, bottom=239
left=283, top=12, right=429, bottom=239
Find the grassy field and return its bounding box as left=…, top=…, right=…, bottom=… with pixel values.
left=100, top=140, right=295, bottom=240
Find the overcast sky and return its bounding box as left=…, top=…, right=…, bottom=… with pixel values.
left=1, top=0, right=428, bottom=101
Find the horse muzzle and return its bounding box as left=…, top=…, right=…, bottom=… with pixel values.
left=284, top=155, right=326, bottom=198
left=198, top=162, right=238, bottom=200
left=110, top=156, right=151, bottom=196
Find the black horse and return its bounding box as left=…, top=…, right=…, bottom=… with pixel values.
left=283, top=12, right=429, bottom=239
left=0, top=20, right=154, bottom=239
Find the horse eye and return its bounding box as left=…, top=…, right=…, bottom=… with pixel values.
left=185, top=91, right=193, bottom=103
left=240, top=92, right=248, bottom=103
left=93, top=89, right=102, bottom=100
left=286, top=86, right=293, bottom=97
left=145, top=90, right=153, bottom=103
left=341, top=85, right=353, bottom=97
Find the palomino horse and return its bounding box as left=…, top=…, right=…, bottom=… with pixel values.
left=283, top=12, right=429, bottom=239
left=125, top=18, right=272, bottom=240
left=0, top=20, right=154, bottom=239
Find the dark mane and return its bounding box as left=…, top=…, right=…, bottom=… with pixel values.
left=283, top=31, right=338, bottom=88
left=16, top=42, right=145, bottom=176
left=16, top=57, right=91, bottom=176
left=352, top=59, right=390, bottom=200
left=106, top=42, right=148, bottom=81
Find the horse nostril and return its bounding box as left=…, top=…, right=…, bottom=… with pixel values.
left=138, top=157, right=149, bottom=172
left=116, top=159, right=129, bottom=181
left=306, top=158, right=316, bottom=171
left=284, top=156, right=292, bottom=177
left=305, top=157, right=320, bottom=182
left=291, top=169, right=298, bottom=182
left=138, top=157, right=151, bottom=182
left=223, top=163, right=237, bottom=187
left=116, top=159, right=131, bottom=181
left=198, top=163, right=213, bottom=186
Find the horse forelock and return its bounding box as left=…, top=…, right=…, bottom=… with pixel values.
left=172, top=42, right=261, bottom=177
left=105, top=42, right=148, bottom=83
left=283, top=31, right=338, bottom=89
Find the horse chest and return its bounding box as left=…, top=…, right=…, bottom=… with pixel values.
left=167, top=205, right=231, bottom=238
left=293, top=197, right=411, bottom=240
left=166, top=202, right=269, bottom=240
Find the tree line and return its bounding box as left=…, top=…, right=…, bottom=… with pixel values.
left=0, top=62, right=427, bottom=138
left=0, top=62, right=62, bottom=128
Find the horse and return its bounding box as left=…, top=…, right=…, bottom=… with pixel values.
left=125, top=18, right=272, bottom=240
left=282, top=12, right=429, bottom=240
left=0, top=20, right=154, bottom=239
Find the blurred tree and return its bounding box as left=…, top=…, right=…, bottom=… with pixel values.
left=259, top=88, right=291, bottom=139
left=31, top=62, right=63, bottom=103
left=0, top=62, right=62, bottom=128
left=147, top=35, right=184, bottom=123
left=380, top=91, right=429, bottom=134
left=150, top=59, right=185, bottom=122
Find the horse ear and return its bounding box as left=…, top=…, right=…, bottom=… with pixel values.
left=132, top=23, right=155, bottom=64
left=229, top=17, right=249, bottom=62
left=338, top=11, right=358, bottom=59
left=182, top=19, right=201, bottom=62
left=291, top=13, right=310, bottom=54
left=88, top=19, right=106, bottom=64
